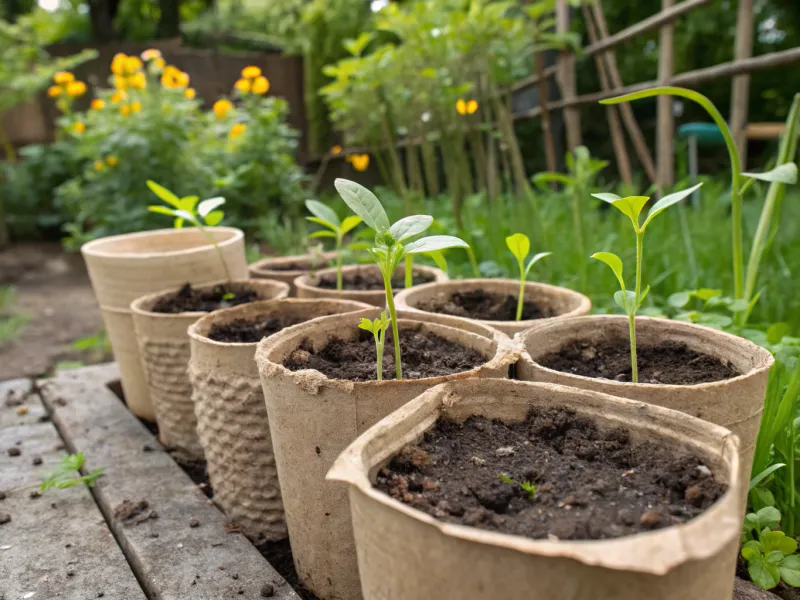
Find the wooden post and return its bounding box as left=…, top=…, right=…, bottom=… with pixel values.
left=730, top=0, right=754, bottom=169
left=582, top=4, right=633, bottom=185
left=556, top=0, right=582, bottom=150
left=536, top=53, right=558, bottom=176
left=657, top=0, right=675, bottom=189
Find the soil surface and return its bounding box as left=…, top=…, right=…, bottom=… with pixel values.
left=262, top=260, right=327, bottom=272
left=419, top=289, right=556, bottom=321
left=284, top=327, right=486, bottom=381
left=538, top=340, right=739, bottom=385
left=314, top=269, right=433, bottom=291
left=208, top=315, right=306, bottom=344
left=150, top=283, right=260, bottom=314
left=376, top=407, right=726, bottom=541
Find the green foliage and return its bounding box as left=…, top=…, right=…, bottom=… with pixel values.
left=358, top=311, right=391, bottom=382
left=505, top=233, right=550, bottom=321
left=741, top=506, right=800, bottom=590
left=498, top=472, right=536, bottom=500
left=0, top=285, right=27, bottom=344
left=306, top=199, right=362, bottom=290
left=40, top=452, right=104, bottom=492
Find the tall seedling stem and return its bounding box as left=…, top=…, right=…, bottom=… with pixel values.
left=305, top=200, right=363, bottom=290
left=505, top=233, right=551, bottom=321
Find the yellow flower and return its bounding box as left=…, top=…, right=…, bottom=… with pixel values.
left=125, top=56, right=143, bottom=74
left=128, top=72, right=146, bottom=90
left=331, top=145, right=342, bottom=155
left=213, top=99, right=233, bottom=119
left=175, top=71, right=190, bottom=88
left=456, top=98, right=478, bottom=115
left=66, top=81, right=87, bottom=97
left=93, top=160, right=104, bottom=171
left=251, top=76, right=269, bottom=95
left=131, top=101, right=142, bottom=113
left=241, top=66, right=261, bottom=79
left=466, top=99, right=479, bottom=114
left=141, top=48, right=162, bottom=61
left=120, top=104, right=131, bottom=116
left=113, top=75, right=127, bottom=91
left=47, top=85, right=63, bottom=98
left=111, top=53, right=127, bottom=75
left=160, top=66, right=189, bottom=89
left=350, top=154, right=370, bottom=172
left=153, top=57, right=166, bottom=70
left=106, top=156, right=118, bottom=167
left=72, top=122, right=86, bottom=134
left=53, top=71, right=74, bottom=84
left=229, top=123, right=246, bottom=139
left=91, top=98, right=105, bottom=110
left=111, top=91, right=126, bottom=104
left=234, top=79, right=250, bottom=94
left=184, top=88, right=196, bottom=99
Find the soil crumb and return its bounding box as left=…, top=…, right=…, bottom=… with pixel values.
left=208, top=315, right=306, bottom=344
left=315, top=269, right=433, bottom=291
left=538, top=340, right=739, bottom=385
left=151, top=283, right=260, bottom=314
left=375, top=407, right=727, bottom=541
left=256, top=539, right=320, bottom=600
left=419, top=289, right=555, bottom=321
left=113, top=499, right=158, bottom=525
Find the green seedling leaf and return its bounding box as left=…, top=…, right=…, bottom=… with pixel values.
left=179, top=196, right=200, bottom=212
left=636, top=285, right=651, bottom=309
left=780, top=555, right=800, bottom=587
left=204, top=211, right=224, bottom=226
left=358, top=317, right=377, bottom=333
left=762, top=531, right=798, bottom=556
left=610, top=196, right=650, bottom=228
left=641, top=183, right=703, bottom=230
left=198, top=196, right=226, bottom=218
left=146, top=180, right=181, bottom=207
left=334, top=178, right=390, bottom=232
left=505, top=233, right=530, bottom=264
left=532, top=172, right=573, bottom=188
left=148, top=205, right=177, bottom=217
left=340, top=215, right=363, bottom=235
left=40, top=452, right=104, bottom=493
left=525, top=252, right=552, bottom=277
left=695, top=288, right=722, bottom=301
left=668, top=291, right=691, bottom=308
left=389, top=215, right=434, bottom=242
left=750, top=468, right=787, bottom=493
left=404, top=235, right=469, bottom=254
left=307, top=216, right=338, bottom=230
left=427, top=250, right=448, bottom=274
left=748, top=555, right=781, bottom=590
left=309, top=230, right=336, bottom=239
left=305, top=199, right=340, bottom=227
left=743, top=163, right=798, bottom=185
left=591, top=252, right=625, bottom=290
left=592, top=192, right=621, bottom=202
left=614, top=290, right=636, bottom=314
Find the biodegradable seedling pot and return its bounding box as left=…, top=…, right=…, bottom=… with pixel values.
left=249, top=252, right=337, bottom=296
left=131, top=279, right=289, bottom=457
left=515, top=315, right=773, bottom=492
left=81, top=227, right=248, bottom=420
left=328, top=377, right=742, bottom=600
left=186, top=298, right=372, bottom=539
left=394, top=278, right=591, bottom=335
left=294, top=263, right=448, bottom=307
left=255, top=309, right=519, bottom=600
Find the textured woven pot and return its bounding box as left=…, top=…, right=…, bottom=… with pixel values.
left=82, top=227, right=247, bottom=419
left=328, top=377, right=742, bottom=600
left=255, top=310, right=519, bottom=600
left=516, top=315, right=773, bottom=492
left=249, top=252, right=337, bottom=296
left=131, top=279, right=289, bottom=457
left=186, top=298, right=372, bottom=538
left=394, top=278, right=591, bottom=335
left=295, top=264, right=448, bottom=307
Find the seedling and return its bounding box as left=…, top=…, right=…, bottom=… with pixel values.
left=505, top=233, right=551, bottom=321
left=741, top=506, right=800, bottom=590
left=305, top=199, right=363, bottom=290
left=40, top=452, right=104, bottom=492
left=146, top=180, right=230, bottom=280
left=358, top=311, right=391, bottom=381
left=498, top=473, right=536, bottom=500
left=334, top=178, right=469, bottom=380
left=590, top=184, right=702, bottom=383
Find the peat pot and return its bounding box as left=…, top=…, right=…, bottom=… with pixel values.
left=249, top=252, right=337, bottom=296
left=294, top=263, right=448, bottom=307
left=131, top=279, right=289, bottom=457
left=515, top=315, right=773, bottom=491
left=328, top=378, right=742, bottom=600
left=255, top=309, right=519, bottom=600
left=186, top=298, right=371, bottom=538
left=394, top=278, right=591, bottom=335
left=81, top=227, right=247, bottom=419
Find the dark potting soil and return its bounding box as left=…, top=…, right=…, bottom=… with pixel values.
left=538, top=339, right=739, bottom=385
left=208, top=315, right=306, bottom=344
left=419, top=289, right=556, bottom=321
left=264, top=260, right=326, bottom=272
left=314, top=269, right=434, bottom=291
left=150, top=283, right=260, bottom=314
left=283, top=327, right=486, bottom=381
left=376, top=407, right=727, bottom=541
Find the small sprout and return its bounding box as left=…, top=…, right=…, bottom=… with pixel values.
left=305, top=199, right=363, bottom=290
left=498, top=473, right=536, bottom=500
left=358, top=311, right=391, bottom=381
left=221, top=292, right=235, bottom=301
left=590, top=183, right=702, bottom=383
left=741, top=507, right=800, bottom=590
left=505, top=233, right=551, bottom=321
left=40, top=452, right=104, bottom=492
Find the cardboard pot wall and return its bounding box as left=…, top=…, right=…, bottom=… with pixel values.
left=294, top=264, right=448, bottom=307
left=81, top=227, right=247, bottom=419
left=131, top=279, right=290, bottom=458
left=249, top=252, right=337, bottom=296
left=515, top=315, right=773, bottom=490
left=328, top=378, right=742, bottom=600
left=186, top=298, right=371, bottom=538
left=255, top=310, right=519, bottom=600
left=395, top=278, right=592, bottom=335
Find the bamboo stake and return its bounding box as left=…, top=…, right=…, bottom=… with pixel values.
left=536, top=53, right=558, bottom=178
left=556, top=0, right=582, bottom=150
left=657, top=0, right=676, bottom=189
left=730, top=0, right=754, bottom=169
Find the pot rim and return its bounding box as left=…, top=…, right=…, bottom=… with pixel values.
left=294, top=263, right=447, bottom=297
left=516, top=314, right=775, bottom=390
left=81, top=226, right=244, bottom=260
left=327, top=378, right=742, bottom=575
left=249, top=251, right=338, bottom=276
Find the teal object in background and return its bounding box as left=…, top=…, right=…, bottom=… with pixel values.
left=678, top=122, right=725, bottom=145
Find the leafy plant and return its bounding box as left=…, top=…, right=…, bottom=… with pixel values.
left=334, top=178, right=468, bottom=380
left=358, top=311, right=391, bottom=381
left=741, top=506, right=800, bottom=590
left=590, top=183, right=702, bottom=383
left=40, top=452, right=104, bottom=492
left=505, top=233, right=551, bottom=321
left=305, top=199, right=362, bottom=290
left=498, top=472, right=536, bottom=500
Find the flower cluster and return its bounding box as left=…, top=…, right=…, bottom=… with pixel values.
left=347, top=153, right=370, bottom=172
left=455, top=98, right=478, bottom=115
left=233, top=66, right=270, bottom=96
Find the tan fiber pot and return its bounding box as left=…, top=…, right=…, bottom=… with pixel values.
left=395, top=278, right=591, bottom=335
left=82, top=227, right=247, bottom=420
left=249, top=252, right=336, bottom=296
left=516, top=315, right=773, bottom=490
left=186, top=298, right=372, bottom=538
left=131, top=279, right=289, bottom=457
left=295, top=263, right=448, bottom=307
left=255, top=310, right=519, bottom=600
left=328, top=378, right=742, bottom=600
